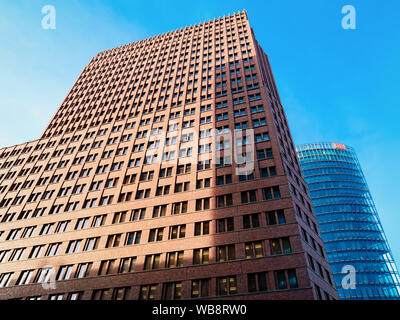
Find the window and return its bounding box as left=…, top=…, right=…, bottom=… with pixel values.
left=0, top=250, right=10, bottom=263
left=216, top=194, right=233, bottom=208
left=89, top=180, right=103, bottom=191
left=174, top=182, right=190, bottom=193
left=66, top=240, right=82, bottom=254
left=7, top=228, right=21, bottom=240
left=270, top=237, right=292, bottom=255
left=45, top=243, right=61, bottom=256
left=67, top=292, right=82, bottom=300
left=92, top=214, right=106, bottom=227
left=216, top=174, right=232, bottom=185
left=245, top=241, right=263, bottom=259
left=166, top=251, right=184, bottom=268
left=112, top=211, right=127, bottom=224
left=194, top=221, right=210, bottom=236
left=257, top=148, right=273, bottom=159
left=197, top=159, right=211, bottom=170
left=191, top=278, right=210, bottom=298
left=105, top=234, right=122, bottom=248
left=21, top=226, right=36, bottom=238
left=162, top=282, right=182, bottom=300
left=263, top=186, right=281, bottom=200
left=40, top=223, right=54, bottom=235
left=169, top=225, right=186, bottom=240
left=139, top=284, right=157, bottom=300
left=252, top=117, right=266, bottom=127
left=243, top=213, right=260, bottom=229
left=199, top=143, right=212, bottom=154
left=148, top=228, right=164, bottom=242
left=139, top=171, right=154, bottom=181
left=159, top=167, right=173, bottom=178
left=216, top=217, right=234, bottom=233
left=247, top=272, right=268, bottom=292
left=234, top=108, right=246, bottom=117
left=144, top=254, right=160, bottom=270
left=177, top=163, right=191, bottom=174
left=16, top=270, right=34, bottom=285
left=251, top=105, right=264, bottom=114
left=260, top=166, right=277, bottom=178
left=28, top=245, right=44, bottom=259
left=135, top=189, right=151, bottom=199
left=82, top=198, right=96, bottom=209
left=199, top=128, right=212, bottom=138
left=238, top=172, right=254, bottom=182
left=49, top=294, right=64, bottom=300
left=153, top=205, right=167, bottom=218
left=98, top=259, right=115, bottom=276
left=118, top=192, right=132, bottom=202
left=235, top=121, right=247, bottom=130
left=91, top=289, right=110, bottom=300
left=55, top=220, right=70, bottom=233
left=172, top=201, right=188, bottom=214
left=9, top=248, right=25, bottom=262
left=0, top=273, right=14, bottom=288
left=240, top=190, right=257, bottom=203
left=112, top=287, right=131, bottom=300
left=193, top=248, right=209, bottom=265
left=75, top=263, right=92, bottom=278
left=125, top=231, right=141, bottom=246
left=75, top=217, right=89, bottom=230
left=118, top=257, right=136, bottom=274
left=216, top=112, right=228, bottom=121
left=123, top=174, right=136, bottom=185
left=131, top=208, right=146, bottom=221
left=255, top=132, right=270, bottom=143
left=196, top=178, right=211, bottom=189
left=217, top=244, right=235, bottom=262
left=217, top=276, right=237, bottom=296
left=33, top=267, right=53, bottom=284
left=275, top=269, right=298, bottom=290
left=266, top=210, right=286, bottom=225
left=56, top=265, right=73, bottom=281
left=195, top=197, right=210, bottom=211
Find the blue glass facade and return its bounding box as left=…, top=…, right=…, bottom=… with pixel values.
left=297, top=142, right=400, bottom=299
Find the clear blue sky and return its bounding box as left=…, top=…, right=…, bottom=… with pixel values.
left=1, top=0, right=399, bottom=265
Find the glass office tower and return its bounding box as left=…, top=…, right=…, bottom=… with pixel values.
left=297, top=142, right=400, bottom=299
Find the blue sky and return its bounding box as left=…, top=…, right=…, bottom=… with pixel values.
left=1, top=0, right=399, bottom=265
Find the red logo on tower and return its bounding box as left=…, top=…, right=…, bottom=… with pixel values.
left=333, top=143, right=346, bottom=150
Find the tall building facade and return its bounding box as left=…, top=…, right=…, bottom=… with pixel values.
left=0, top=11, right=337, bottom=300
left=297, top=142, right=400, bottom=299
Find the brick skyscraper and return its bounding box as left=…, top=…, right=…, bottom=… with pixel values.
left=0, top=11, right=337, bottom=300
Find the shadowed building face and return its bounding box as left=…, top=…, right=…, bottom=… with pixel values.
left=0, top=10, right=337, bottom=300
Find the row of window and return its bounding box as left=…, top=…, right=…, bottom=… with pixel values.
left=0, top=126, right=271, bottom=201
left=45, top=49, right=257, bottom=136
left=6, top=269, right=316, bottom=300
left=1, top=116, right=268, bottom=177
left=139, top=269, right=300, bottom=299
left=1, top=238, right=294, bottom=290
left=0, top=210, right=288, bottom=264
left=0, top=180, right=282, bottom=225
left=1, top=204, right=286, bottom=244
left=46, top=61, right=256, bottom=136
